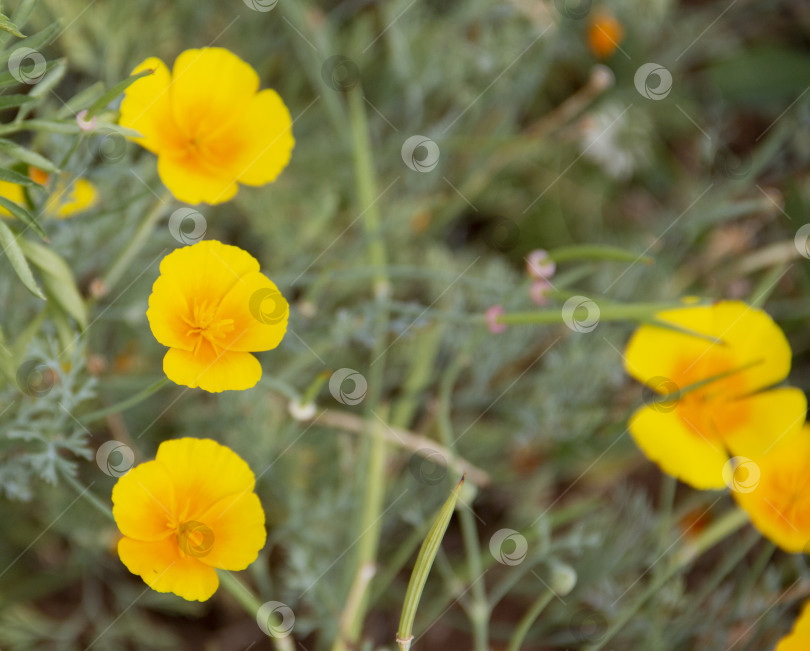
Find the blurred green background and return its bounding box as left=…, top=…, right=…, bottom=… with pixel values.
left=1, top=0, right=810, bottom=648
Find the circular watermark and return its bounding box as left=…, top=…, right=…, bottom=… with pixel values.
left=489, top=529, right=528, bottom=566
left=249, top=287, right=288, bottom=325
left=8, top=47, right=46, bottom=85
left=243, top=0, right=278, bottom=10
left=321, top=55, right=359, bottom=91
left=408, top=450, right=447, bottom=485
left=328, top=368, right=368, bottom=406
left=794, top=224, right=810, bottom=259
left=482, top=218, right=520, bottom=252
left=714, top=145, right=751, bottom=180
left=569, top=609, right=608, bottom=643
left=401, top=135, right=440, bottom=173
left=634, top=63, right=672, bottom=101
left=16, top=359, right=57, bottom=397
left=88, top=128, right=128, bottom=163
left=168, top=207, right=207, bottom=245
left=256, top=601, right=295, bottom=638
left=176, top=521, right=214, bottom=557
left=554, top=0, right=592, bottom=19
left=561, top=296, right=600, bottom=333
left=641, top=376, right=681, bottom=413
left=95, top=440, right=135, bottom=477
left=722, top=456, right=760, bottom=494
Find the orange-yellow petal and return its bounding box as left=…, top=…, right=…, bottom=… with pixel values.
left=625, top=301, right=793, bottom=396
left=197, top=491, right=266, bottom=570
left=169, top=48, right=259, bottom=143
left=119, top=58, right=181, bottom=155
left=112, top=459, right=176, bottom=542
left=0, top=179, right=27, bottom=217
left=215, top=270, right=289, bottom=353
left=118, top=536, right=219, bottom=601
left=217, top=88, right=294, bottom=187
left=163, top=347, right=262, bottom=393
left=721, top=387, right=807, bottom=457
left=778, top=600, right=810, bottom=651
left=733, top=426, right=810, bottom=553
left=156, top=153, right=238, bottom=206
left=146, top=240, right=261, bottom=349
left=628, top=404, right=729, bottom=490
left=45, top=177, right=98, bottom=218
left=154, top=438, right=257, bottom=522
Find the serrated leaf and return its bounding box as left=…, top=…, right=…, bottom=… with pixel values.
left=18, top=239, right=86, bottom=327
left=0, top=139, right=57, bottom=173
left=0, top=220, right=45, bottom=299
left=0, top=196, right=45, bottom=239
left=0, top=13, right=25, bottom=38
left=85, top=68, right=153, bottom=119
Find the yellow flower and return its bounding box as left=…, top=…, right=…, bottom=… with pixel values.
left=732, top=425, right=810, bottom=553
left=0, top=167, right=98, bottom=219
left=623, top=301, right=805, bottom=490
left=778, top=600, right=810, bottom=650
left=112, top=437, right=266, bottom=601
left=147, top=240, right=289, bottom=393
left=119, top=47, right=294, bottom=205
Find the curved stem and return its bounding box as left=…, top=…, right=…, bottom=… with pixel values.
left=505, top=590, right=554, bottom=651
left=81, top=377, right=169, bottom=424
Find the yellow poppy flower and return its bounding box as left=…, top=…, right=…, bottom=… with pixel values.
left=112, top=437, right=266, bottom=601
left=147, top=240, right=289, bottom=393
left=778, top=600, right=810, bottom=650
left=732, top=425, right=810, bottom=553
left=0, top=168, right=98, bottom=219
left=119, top=47, right=294, bottom=205
left=623, top=301, right=805, bottom=490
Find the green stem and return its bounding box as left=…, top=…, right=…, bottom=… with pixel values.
left=333, top=84, right=392, bottom=651
left=505, top=590, right=555, bottom=651
left=98, top=192, right=172, bottom=297
left=61, top=470, right=115, bottom=522
left=586, top=508, right=750, bottom=651
left=81, top=377, right=169, bottom=424
left=495, top=302, right=686, bottom=326
left=219, top=571, right=295, bottom=651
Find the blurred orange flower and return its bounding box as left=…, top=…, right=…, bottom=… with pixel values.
left=112, top=438, right=266, bottom=601
left=587, top=8, right=624, bottom=59
left=119, top=47, right=294, bottom=205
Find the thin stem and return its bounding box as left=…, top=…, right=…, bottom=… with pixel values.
left=61, top=470, right=115, bottom=522
left=219, top=571, right=295, bottom=651
left=505, top=590, right=555, bottom=651
left=81, top=377, right=169, bottom=424
left=495, top=302, right=686, bottom=326
left=98, top=191, right=173, bottom=297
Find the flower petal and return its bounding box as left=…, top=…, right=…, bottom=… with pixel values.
left=628, top=405, right=729, bottom=490
left=722, top=387, right=807, bottom=457
left=118, top=536, right=218, bottom=601
left=216, top=270, right=289, bottom=352
left=625, top=301, right=793, bottom=396
left=155, top=438, right=257, bottom=522
left=777, top=600, right=810, bottom=650
left=163, top=346, right=262, bottom=393
left=169, top=48, right=258, bottom=142
left=156, top=153, right=238, bottom=205
left=215, top=88, right=295, bottom=187
left=112, top=459, right=176, bottom=542
left=119, top=58, right=181, bottom=155
left=47, top=177, right=98, bottom=219
left=197, top=491, right=266, bottom=571
left=146, top=240, right=260, bottom=349
left=0, top=180, right=27, bottom=217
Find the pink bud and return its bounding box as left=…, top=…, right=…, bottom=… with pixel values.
left=526, top=249, right=556, bottom=279
left=76, top=109, right=97, bottom=132
left=485, top=305, right=507, bottom=334
left=530, top=279, right=552, bottom=306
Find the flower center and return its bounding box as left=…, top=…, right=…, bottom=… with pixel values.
left=175, top=520, right=215, bottom=558
left=673, top=353, right=751, bottom=441
left=181, top=299, right=235, bottom=355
